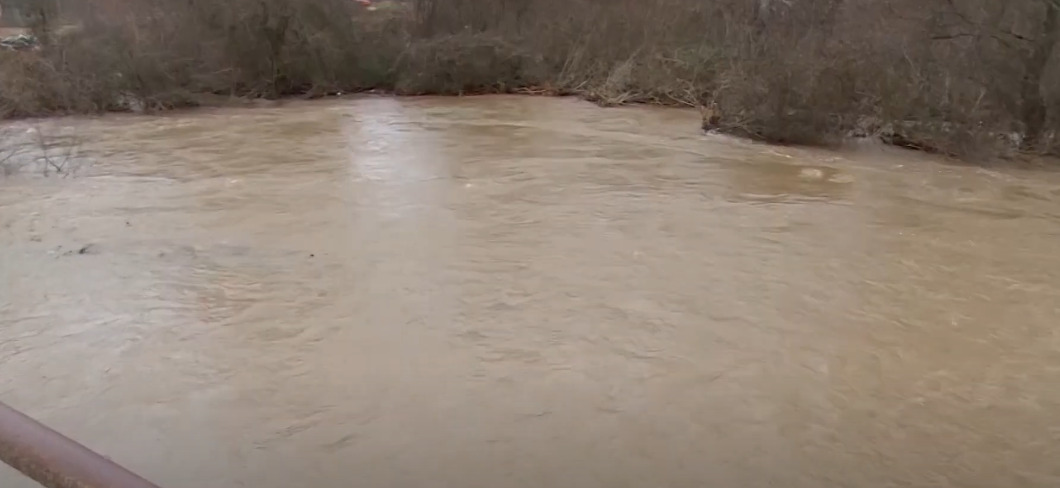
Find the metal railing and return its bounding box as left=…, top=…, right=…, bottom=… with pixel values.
left=0, top=400, right=161, bottom=488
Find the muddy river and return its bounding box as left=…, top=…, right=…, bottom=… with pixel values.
left=2, top=96, right=1060, bottom=487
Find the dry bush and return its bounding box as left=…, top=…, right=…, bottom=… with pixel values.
left=1, top=0, right=1059, bottom=159
left=394, top=34, right=545, bottom=94
left=1, top=0, right=408, bottom=112
left=697, top=0, right=1060, bottom=157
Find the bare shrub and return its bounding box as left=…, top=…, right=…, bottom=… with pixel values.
left=394, top=34, right=545, bottom=94
left=0, top=0, right=1059, bottom=159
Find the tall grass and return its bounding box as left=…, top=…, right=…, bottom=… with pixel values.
left=2, top=0, right=1060, bottom=159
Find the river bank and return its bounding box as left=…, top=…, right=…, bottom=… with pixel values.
left=3, top=0, right=1059, bottom=161
left=4, top=87, right=1055, bottom=171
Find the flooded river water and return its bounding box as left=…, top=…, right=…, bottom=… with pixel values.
left=2, top=96, right=1060, bottom=487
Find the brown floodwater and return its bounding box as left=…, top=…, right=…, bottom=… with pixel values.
left=2, top=96, right=1060, bottom=488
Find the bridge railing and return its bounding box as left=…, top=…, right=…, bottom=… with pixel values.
left=0, top=400, right=161, bottom=488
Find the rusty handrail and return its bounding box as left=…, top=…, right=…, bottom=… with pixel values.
left=0, top=400, right=161, bottom=488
